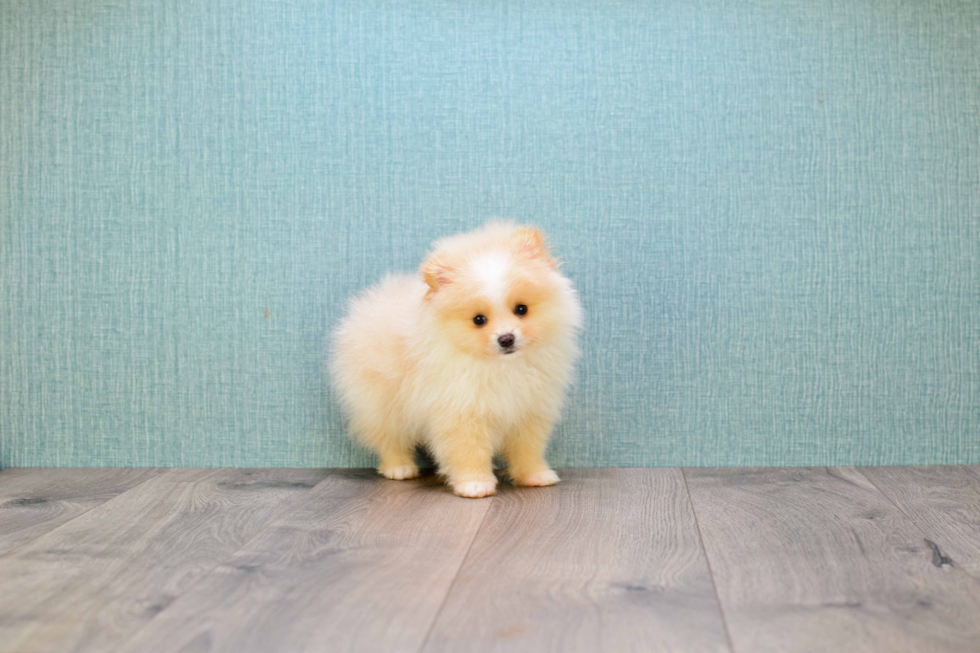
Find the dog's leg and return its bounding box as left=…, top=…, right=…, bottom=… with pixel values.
left=428, top=419, right=497, bottom=498
left=354, top=419, right=420, bottom=480
left=377, top=443, right=420, bottom=480
left=503, top=415, right=560, bottom=487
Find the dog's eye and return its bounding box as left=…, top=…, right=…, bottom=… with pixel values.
left=514, top=304, right=528, bottom=316
left=473, top=314, right=487, bottom=326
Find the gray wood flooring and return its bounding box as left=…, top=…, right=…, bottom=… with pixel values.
left=1, top=466, right=978, bottom=653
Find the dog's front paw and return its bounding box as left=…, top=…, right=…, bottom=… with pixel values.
left=514, top=469, right=560, bottom=487
left=453, top=479, right=497, bottom=498
left=379, top=464, right=420, bottom=480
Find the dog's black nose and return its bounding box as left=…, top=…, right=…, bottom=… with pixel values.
left=498, top=333, right=516, bottom=348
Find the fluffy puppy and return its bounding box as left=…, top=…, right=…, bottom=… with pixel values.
left=330, top=221, right=582, bottom=498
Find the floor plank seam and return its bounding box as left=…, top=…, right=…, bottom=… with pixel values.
left=105, top=468, right=339, bottom=653
left=856, top=467, right=980, bottom=587
left=681, top=468, right=737, bottom=653
left=0, top=468, right=165, bottom=561
left=416, top=491, right=496, bottom=653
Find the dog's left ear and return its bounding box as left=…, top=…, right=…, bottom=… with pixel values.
left=421, top=252, right=454, bottom=296
left=513, top=227, right=557, bottom=268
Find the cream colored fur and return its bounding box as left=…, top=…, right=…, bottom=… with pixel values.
left=329, top=221, right=582, bottom=498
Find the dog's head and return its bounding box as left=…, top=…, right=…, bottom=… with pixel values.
left=421, top=222, right=580, bottom=359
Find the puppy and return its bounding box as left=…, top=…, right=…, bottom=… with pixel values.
left=330, top=221, right=582, bottom=498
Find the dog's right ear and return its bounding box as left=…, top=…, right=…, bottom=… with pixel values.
left=421, top=253, right=453, bottom=296
left=512, top=226, right=557, bottom=269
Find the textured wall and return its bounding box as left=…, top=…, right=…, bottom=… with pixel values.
left=2, top=0, right=978, bottom=468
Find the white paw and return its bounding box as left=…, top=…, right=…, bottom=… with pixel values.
left=380, top=464, right=420, bottom=480
left=453, top=480, right=497, bottom=498
left=516, top=469, right=560, bottom=487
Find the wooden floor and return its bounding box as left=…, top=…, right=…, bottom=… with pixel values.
left=1, top=467, right=979, bottom=652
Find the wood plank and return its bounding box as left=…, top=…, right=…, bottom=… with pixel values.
left=422, top=468, right=731, bottom=653
left=115, top=469, right=493, bottom=653
left=685, top=467, right=980, bottom=653
left=0, top=468, right=160, bottom=557
left=861, top=466, right=980, bottom=580
left=0, top=468, right=330, bottom=653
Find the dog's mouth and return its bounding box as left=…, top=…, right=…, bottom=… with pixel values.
left=500, top=346, right=518, bottom=355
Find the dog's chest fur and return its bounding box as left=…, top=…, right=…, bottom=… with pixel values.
left=408, top=341, right=571, bottom=429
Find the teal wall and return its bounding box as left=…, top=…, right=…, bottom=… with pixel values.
left=2, top=0, right=978, bottom=469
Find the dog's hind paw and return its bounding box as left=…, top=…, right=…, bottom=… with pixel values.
left=380, top=464, right=420, bottom=480
left=515, top=469, right=560, bottom=487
